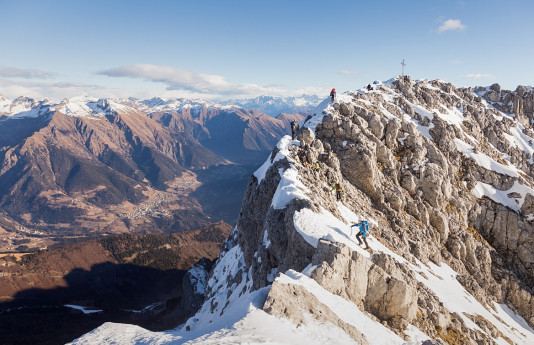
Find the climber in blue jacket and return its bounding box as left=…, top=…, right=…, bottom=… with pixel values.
left=351, top=220, right=370, bottom=249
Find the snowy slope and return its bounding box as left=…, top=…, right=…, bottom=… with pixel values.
left=71, top=87, right=534, bottom=344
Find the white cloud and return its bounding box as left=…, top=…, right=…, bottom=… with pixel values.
left=464, top=73, right=493, bottom=80
left=0, top=66, right=57, bottom=79
left=0, top=78, right=102, bottom=100
left=438, top=19, right=466, bottom=33
left=338, top=70, right=360, bottom=76
left=97, top=64, right=289, bottom=98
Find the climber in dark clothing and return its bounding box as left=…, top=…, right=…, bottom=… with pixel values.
left=330, top=88, right=336, bottom=102
left=351, top=220, right=370, bottom=249
left=290, top=119, right=298, bottom=140
left=332, top=183, right=343, bottom=201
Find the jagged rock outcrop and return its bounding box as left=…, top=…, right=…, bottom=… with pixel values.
left=311, top=240, right=418, bottom=329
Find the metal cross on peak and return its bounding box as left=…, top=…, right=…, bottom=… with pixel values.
left=401, top=59, right=406, bottom=77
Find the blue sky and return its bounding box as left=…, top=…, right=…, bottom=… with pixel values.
left=1, top=0, right=532, bottom=100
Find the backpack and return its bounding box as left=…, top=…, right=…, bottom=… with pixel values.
left=360, top=221, right=370, bottom=236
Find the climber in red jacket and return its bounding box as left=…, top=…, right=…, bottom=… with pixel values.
left=330, top=88, right=336, bottom=102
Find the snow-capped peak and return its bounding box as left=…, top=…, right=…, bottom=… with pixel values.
left=222, top=94, right=322, bottom=116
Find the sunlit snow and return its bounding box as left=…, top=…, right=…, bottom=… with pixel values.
left=454, top=138, right=520, bottom=177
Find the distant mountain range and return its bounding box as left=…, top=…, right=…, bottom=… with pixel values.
left=222, top=95, right=322, bottom=116
left=0, top=94, right=321, bottom=119
left=0, top=93, right=310, bottom=251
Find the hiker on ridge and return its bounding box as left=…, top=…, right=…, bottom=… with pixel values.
left=330, top=88, right=336, bottom=102
left=290, top=119, right=298, bottom=140
left=332, top=183, right=343, bottom=201
left=351, top=220, right=371, bottom=250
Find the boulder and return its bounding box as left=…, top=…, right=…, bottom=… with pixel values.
left=490, top=83, right=501, bottom=93
left=369, top=116, right=385, bottom=139
left=401, top=171, right=417, bottom=196
left=339, top=147, right=382, bottom=203
left=516, top=85, right=527, bottom=97
left=385, top=119, right=402, bottom=149
left=340, top=102, right=354, bottom=116
left=429, top=210, right=450, bottom=243
left=520, top=193, right=534, bottom=215
left=418, top=163, right=448, bottom=208
left=311, top=240, right=371, bottom=306
left=486, top=90, right=501, bottom=102
left=311, top=241, right=418, bottom=329
left=376, top=144, right=395, bottom=167
left=365, top=264, right=418, bottom=328
left=298, top=127, right=315, bottom=147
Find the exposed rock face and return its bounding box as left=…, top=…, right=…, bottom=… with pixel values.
left=316, top=78, right=534, bottom=327
left=236, top=154, right=316, bottom=290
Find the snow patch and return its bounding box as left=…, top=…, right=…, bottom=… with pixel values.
left=253, top=135, right=296, bottom=184
left=504, top=123, right=534, bottom=164
left=413, top=261, right=534, bottom=344
left=271, top=166, right=310, bottom=209
left=64, top=304, right=103, bottom=314
left=188, top=264, right=209, bottom=295
left=379, top=104, right=396, bottom=120
left=471, top=180, right=534, bottom=212
left=455, top=138, right=520, bottom=177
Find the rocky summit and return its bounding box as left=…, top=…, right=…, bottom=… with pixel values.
left=72, top=77, right=534, bottom=345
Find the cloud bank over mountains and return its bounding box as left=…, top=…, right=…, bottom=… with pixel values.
left=0, top=64, right=328, bottom=100
left=98, top=64, right=298, bottom=98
